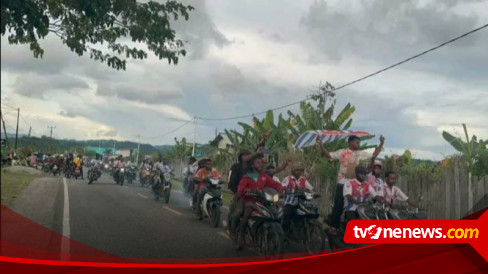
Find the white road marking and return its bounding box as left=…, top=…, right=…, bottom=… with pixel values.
left=61, top=178, right=70, bottom=260
left=137, top=193, right=148, bottom=199
left=218, top=232, right=230, bottom=240
left=163, top=206, right=183, bottom=216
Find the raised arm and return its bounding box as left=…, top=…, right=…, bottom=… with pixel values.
left=316, top=137, right=332, bottom=159
left=241, top=151, right=263, bottom=163
left=372, top=135, right=385, bottom=159
left=268, top=158, right=291, bottom=176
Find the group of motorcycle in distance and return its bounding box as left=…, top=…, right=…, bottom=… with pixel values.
left=38, top=159, right=424, bottom=259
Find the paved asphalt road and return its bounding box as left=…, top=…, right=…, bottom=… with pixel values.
left=7, top=170, right=322, bottom=260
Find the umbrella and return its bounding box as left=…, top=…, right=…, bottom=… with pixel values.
left=294, top=130, right=373, bottom=150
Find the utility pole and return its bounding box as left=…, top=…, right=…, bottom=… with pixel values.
left=192, top=116, right=197, bottom=157
left=14, top=108, right=19, bottom=150
left=136, top=134, right=140, bottom=166
left=0, top=110, right=9, bottom=147
left=47, top=126, right=56, bottom=138
left=113, top=140, right=116, bottom=156
left=28, top=126, right=32, bottom=137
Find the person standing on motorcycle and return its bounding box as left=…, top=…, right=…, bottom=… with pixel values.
left=317, top=135, right=385, bottom=235
left=236, top=155, right=284, bottom=249
left=281, top=162, right=314, bottom=232
left=383, top=171, right=416, bottom=207
left=194, top=159, right=221, bottom=216
left=343, top=166, right=371, bottom=224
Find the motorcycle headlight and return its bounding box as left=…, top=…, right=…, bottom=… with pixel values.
left=265, top=192, right=273, bottom=202
left=121, top=168, right=125, bottom=172
left=104, top=164, right=109, bottom=168
left=305, top=192, right=314, bottom=200
left=273, top=194, right=279, bottom=203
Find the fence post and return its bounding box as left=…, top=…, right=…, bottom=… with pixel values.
left=454, top=161, right=461, bottom=219
left=444, top=168, right=451, bottom=219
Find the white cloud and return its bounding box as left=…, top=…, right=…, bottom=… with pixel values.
left=1, top=0, right=487, bottom=159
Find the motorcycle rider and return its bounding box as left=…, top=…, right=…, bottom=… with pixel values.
left=235, top=155, right=284, bottom=249
left=73, top=154, right=84, bottom=179
left=383, top=171, right=416, bottom=207
left=65, top=153, right=74, bottom=177
left=343, top=166, right=370, bottom=224
left=88, top=160, right=102, bottom=181
left=281, top=162, right=314, bottom=232
left=183, top=157, right=197, bottom=196
left=193, top=159, right=221, bottom=216
left=113, top=155, right=126, bottom=181
left=367, top=160, right=386, bottom=203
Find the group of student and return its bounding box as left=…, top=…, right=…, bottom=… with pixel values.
left=184, top=134, right=414, bottom=247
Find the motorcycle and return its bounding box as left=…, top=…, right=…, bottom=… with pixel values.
left=370, top=203, right=426, bottom=220
left=42, top=163, right=50, bottom=173
left=140, top=167, right=151, bottom=188
left=235, top=188, right=285, bottom=259
left=152, top=171, right=171, bottom=203
left=73, top=166, right=82, bottom=180
left=283, top=189, right=328, bottom=255
left=65, top=164, right=74, bottom=179
left=126, top=165, right=137, bottom=184
left=52, top=164, right=60, bottom=176
left=115, top=168, right=125, bottom=185
left=192, top=178, right=223, bottom=227
left=87, top=166, right=102, bottom=184
left=324, top=201, right=383, bottom=250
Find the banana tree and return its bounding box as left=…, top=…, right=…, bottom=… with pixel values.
left=442, top=123, right=488, bottom=211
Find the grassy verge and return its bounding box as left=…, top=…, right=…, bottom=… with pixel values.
left=170, top=178, right=234, bottom=207
left=1, top=169, right=39, bottom=206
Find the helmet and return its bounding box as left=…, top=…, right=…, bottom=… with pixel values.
left=373, top=160, right=382, bottom=168
left=291, top=162, right=305, bottom=171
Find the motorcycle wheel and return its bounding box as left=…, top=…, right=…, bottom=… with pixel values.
left=304, top=222, right=327, bottom=255
left=262, top=223, right=284, bottom=260
left=88, top=179, right=93, bottom=185
left=120, top=177, right=124, bottom=186
left=211, top=205, right=221, bottom=228
left=164, top=188, right=171, bottom=204
left=325, top=229, right=345, bottom=250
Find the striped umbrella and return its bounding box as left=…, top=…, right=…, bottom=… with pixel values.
left=294, top=130, right=373, bottom=150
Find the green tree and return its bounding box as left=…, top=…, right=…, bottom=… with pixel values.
left=166, top=137, right=192, bottom=162
left=1, top=0, right=194, bottom=70
left=442, top=123, right=488, bottom=211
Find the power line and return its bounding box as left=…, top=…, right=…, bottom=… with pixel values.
left=0, top=103, right=17, bottom=110
left=196, top=23, right=488, bottom=121
left=139, top=119, right=193, bottom=140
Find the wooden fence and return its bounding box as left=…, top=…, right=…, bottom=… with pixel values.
left=171, top=158, right=487, bottom=220
left=308, top=159, right=487, bottom=220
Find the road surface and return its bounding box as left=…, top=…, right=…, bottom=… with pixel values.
left=6, top=170, right=319, bottom=260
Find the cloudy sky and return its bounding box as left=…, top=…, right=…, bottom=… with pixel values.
left=1, top=0, right=487, bottom=160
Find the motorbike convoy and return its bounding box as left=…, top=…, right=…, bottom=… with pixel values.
left=37, top=149, right=423, bottom=259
